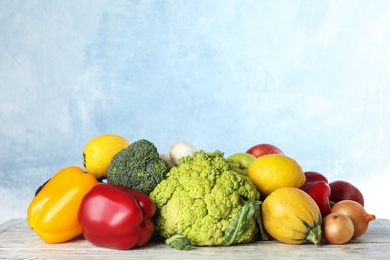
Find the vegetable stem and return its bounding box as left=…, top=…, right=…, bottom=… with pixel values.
left=306, top=224, right=322, bottom=245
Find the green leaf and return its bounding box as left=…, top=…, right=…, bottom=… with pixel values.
left=255, top=203, right=268, bottom=241
left=221, top=200, right=261, bottom=246
left=165, top=234, right=192, bottom=250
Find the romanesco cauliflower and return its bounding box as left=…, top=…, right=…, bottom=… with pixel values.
left=149, top=150, right=263, bottom=247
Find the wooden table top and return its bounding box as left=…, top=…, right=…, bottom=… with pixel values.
left=1, top=218, right=389, bottom=259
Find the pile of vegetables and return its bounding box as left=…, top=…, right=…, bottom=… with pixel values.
left=27, top=135, right=376, bottom=251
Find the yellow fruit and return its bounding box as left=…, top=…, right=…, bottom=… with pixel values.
left=83, top=134, right=130, bottom=179
left=247, top=154, right=305, bottom=197
left=261, top=187, right=322, bottom=245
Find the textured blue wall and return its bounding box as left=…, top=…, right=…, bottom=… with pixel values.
left=1, top=0, right=389, bottom=223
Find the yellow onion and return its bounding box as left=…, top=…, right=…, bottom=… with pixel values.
left=330, top=200, right=375, bottom=239
left=322, top=212, right=354, bottom=244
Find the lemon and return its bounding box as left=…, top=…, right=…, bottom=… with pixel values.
left=83, top=134, right=131, bottom=179
left=247, top=154, right=305, bottom=197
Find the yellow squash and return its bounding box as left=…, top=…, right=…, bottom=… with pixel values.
left=261, top=187, right=322, bottom=245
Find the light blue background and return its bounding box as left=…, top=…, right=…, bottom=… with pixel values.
left=1, top=0, right=389, bottom=224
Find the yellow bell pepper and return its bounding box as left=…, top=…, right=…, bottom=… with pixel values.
left=27, top=166, right=98, bottom=243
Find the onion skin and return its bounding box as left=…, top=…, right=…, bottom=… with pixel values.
left=322, top=212, right=354, bottom=244
left=331, top=200, right=376, bottom=239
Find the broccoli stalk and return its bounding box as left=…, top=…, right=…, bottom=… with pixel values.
left=106, top=139, right=170, bottom=195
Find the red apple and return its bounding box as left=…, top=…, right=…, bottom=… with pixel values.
left=246, top=143, right=284, bottom=158
left=329, top=180, right=365, bottom=206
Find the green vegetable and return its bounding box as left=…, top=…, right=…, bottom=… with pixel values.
left=165, top=234, right=192, bottom=250
left=149, top=150, right=266, bottom=247
left=221, top=200, right=261, bottom=246
left=107, top=139, right=170, bottom=195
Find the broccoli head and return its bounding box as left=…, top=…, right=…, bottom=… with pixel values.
left=149, top=150, right=262, bottom=247
left=107, top=139, right=170, bottom=195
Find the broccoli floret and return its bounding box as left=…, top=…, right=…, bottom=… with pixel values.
left=149, top=150, right=263, bottom=247
left=107, top=139, right=170, bottom=195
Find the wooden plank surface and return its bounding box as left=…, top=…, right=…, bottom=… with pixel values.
left=1, top=218, right=389, bottom=259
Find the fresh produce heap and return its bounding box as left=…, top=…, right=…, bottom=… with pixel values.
left=27, top=134, right=376, bottom=250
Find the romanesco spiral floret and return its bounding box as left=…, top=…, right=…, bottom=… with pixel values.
left=149, top=150, right=261, bottom=246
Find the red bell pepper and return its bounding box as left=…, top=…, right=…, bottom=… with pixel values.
left=300, top=171, right=331, bottom=219
left=78, top=183, right=156, bottom=250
